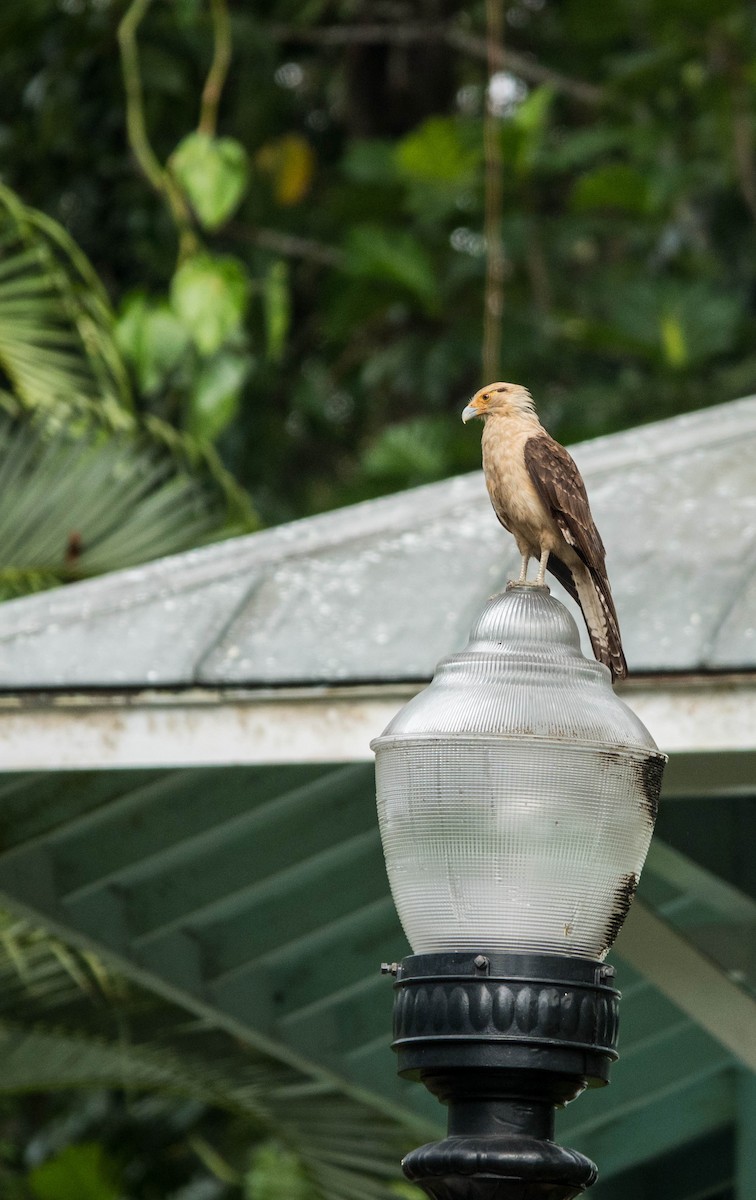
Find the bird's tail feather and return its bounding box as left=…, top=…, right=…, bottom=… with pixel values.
left=571, top=561, right=628, bottom=682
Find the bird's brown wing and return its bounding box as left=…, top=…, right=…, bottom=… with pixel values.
left=524, top=433, right=627, bottom=681
left=523, top=434, right=605, bottom=571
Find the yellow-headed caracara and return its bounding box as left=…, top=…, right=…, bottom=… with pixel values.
left=462, top=381, right=628, bottom=682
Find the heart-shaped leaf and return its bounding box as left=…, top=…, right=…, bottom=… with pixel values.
left=171, top=253, right=249, bottom=356
left=115, top=292, right=191, bottom=393
left=171, top=132, right=249, bottom=230
left=188, top=352, right=252, bottom=442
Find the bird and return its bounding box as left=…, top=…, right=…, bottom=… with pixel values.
left=462, top=381, right=627, bottom=681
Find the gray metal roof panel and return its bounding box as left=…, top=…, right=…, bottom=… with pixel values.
left=0, top=395, right=754, bottom=687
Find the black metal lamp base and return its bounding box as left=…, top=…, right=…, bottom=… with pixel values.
left=390, top=952, right=620, bottom=1199
left=403, top=1128, right=596, bottom=1200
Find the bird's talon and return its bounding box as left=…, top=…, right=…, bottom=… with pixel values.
left=506, top=580, right=551, bottom=593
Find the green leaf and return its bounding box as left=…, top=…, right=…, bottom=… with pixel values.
left=500, top=85, right=555, bottom=176
left=188, top=353, right=251, bottom=442
left=171, top=132, right=249, bottom=231
left=341, top=140, right=397, bottom=184
left=547, top=126, right=629, bottom=170
left=571, top=164, right=650, bottom=214
left=395, top=117, right=480, bottom=185
left=115, top=293, right=191, bottom=393
left=582, top=278, right=743, bottom=369
left=659, top=313, right=687, bottom=368
left=171, top=253, right=249, bottom=356
left=389, top=1185, right=425, bottom=1200
left=514, top=84, right=555, bottom=136
left=175, top=0, right=203, bottom=27
left=362, top=417, right=450, bottom=485
left=245, top=1143, right=313, bottom=1200
left=28, top=1143, right=120, bottom=1200
left=262, top=260, right=290, bottom=361
left=344, top=227, right=438, bottom=313
left=656, top=284, right=741, bottom=369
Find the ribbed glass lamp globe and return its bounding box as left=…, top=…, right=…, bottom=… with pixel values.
left=371, top=585, right=666, bottom=959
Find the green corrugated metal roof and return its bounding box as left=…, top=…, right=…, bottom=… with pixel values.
left=0, top=764, right=751, bottom=1194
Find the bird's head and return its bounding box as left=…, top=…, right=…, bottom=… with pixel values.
left=461, top=381, right=535, bottom=423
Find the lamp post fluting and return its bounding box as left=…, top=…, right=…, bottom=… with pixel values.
left=372, top=584, right=666, bottom=1200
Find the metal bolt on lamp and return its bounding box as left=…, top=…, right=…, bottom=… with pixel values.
left=372, top=584, right=666, bottom=1200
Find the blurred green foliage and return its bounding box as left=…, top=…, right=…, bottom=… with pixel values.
left=2, top=0, right=755, bottom=526
left=0, top=1090, right=242, bottom=1199
left=27, top=1143, right=121, bottom=1200
left=0, top=908, right=421, bottom=1199
left=244, top=1142, right=312, bottom=1200
left=0, top=2, right=754, bottom=1187
left=0, top=179, right=258, bottom=598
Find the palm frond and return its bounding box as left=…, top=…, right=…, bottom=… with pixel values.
left=143, top=413, right=258, bottom=534
left=0, top=418, right=226, bottom=597
left=0, top=183, right=132, bottom=427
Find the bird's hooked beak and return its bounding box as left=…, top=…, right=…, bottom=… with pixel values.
left=461, top=402, right=481, bottom=423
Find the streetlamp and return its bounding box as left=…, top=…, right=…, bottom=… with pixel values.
left=372, top=583, right=666, bottom=1199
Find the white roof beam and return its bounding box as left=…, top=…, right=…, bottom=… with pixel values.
left=0, top=678, right=753, bottom=771
left=615, top=900, right=756, bottom=1072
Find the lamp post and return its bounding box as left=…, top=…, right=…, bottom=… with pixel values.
left=372, top=583, right=666, bottom=1200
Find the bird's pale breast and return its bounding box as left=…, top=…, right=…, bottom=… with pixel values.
left=481, top=418, right=569, bottom=557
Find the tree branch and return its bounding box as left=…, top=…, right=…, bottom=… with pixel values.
left=226, top=223, right=345, bottom=268
left=118, top=0, right=164, bottom=194
left=482, top=0, right=505, bottom=383
left=269, top=22, right=603, bottom=106
left=198, top=0, right=233, bottom=137
left=118, top=0, right=198, bottom=259
left=446, top=29, right=603, bottom=107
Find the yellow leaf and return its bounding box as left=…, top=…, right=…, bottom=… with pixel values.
left=256, top=134, right=315, bottom=206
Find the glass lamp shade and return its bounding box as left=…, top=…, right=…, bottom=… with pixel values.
left=371, top=585, right=666, bottom=959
